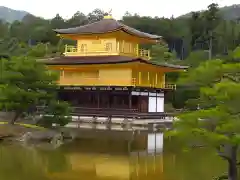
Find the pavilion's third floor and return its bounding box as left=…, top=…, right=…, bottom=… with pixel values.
left=54, top=14, right=161, bottom=60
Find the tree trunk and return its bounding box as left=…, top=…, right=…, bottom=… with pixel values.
left=228, top=146, right=238, bottom=180
left=9, top=111, right=21, bottom=125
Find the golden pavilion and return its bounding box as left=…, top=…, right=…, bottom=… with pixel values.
left=44, top=13, right=187, bottom=115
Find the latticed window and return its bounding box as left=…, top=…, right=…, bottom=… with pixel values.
left=105, top=43, right=112, bottom=51
left=80, top=44, right=87, bottom=52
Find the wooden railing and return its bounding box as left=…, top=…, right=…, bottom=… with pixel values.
left=64, top=44, right=151, bottom=60
left=59, top=77, right=176, bottom=90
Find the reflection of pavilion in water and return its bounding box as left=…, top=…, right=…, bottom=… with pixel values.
left=46, top=138, right=164, bottom=180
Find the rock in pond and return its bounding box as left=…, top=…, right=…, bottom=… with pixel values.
left=20, top=130, right=65, bottom=148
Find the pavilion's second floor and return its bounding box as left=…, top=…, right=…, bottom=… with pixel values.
left=45, top=57, right=188, bottom=90
left=57, top=68, right=175, bottom=90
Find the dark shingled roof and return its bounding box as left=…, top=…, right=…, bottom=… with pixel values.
left=53, top=18, right=161, bottom=40
left=41, top=56, right=188, bottom=70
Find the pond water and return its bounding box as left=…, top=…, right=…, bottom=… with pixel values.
left=0, top=138, right=226, bottom=180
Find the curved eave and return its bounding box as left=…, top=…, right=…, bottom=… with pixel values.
left=120, top=28, right=161, bottom=41
left=53, top=28, right=121, bottom=35
left=42, top=57, right=188, bottom=70
left=146, top=61, right=189, bottom=71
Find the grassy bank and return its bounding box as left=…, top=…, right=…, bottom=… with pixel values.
left=0, top=122, right=45, bottom=139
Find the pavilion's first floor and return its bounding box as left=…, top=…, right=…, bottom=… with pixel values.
left=57, top=86, right=165, bottom=113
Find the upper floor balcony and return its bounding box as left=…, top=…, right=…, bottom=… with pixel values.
left=64, top=41, right=151, bottom=60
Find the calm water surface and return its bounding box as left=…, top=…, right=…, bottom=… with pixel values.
left=0, top=138, right=226, bottom=180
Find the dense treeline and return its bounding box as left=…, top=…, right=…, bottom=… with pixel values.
left=0, top=3, right=240, bottom=59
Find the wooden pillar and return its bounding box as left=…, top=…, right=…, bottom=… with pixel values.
left=147, top=91, right=150, bottom=113
left=147, top=72, right=150, bottom=86
left=97, top=89, right=100, bottom=108
left=108, top=91, right=111, bottom=108
left=137, top=44, right=139, bottom=56
left=116, top=41, right=120, bottom=52
left=129, top=90, right=132, bottom=109
left=138, top=72, right=141, bottom=86
left=155, top=91, right=157, bottom=112
left=138, top=95, right=141, bottom=112
left=163, top=74, right=166, bottom=88
left=155, top=73, right=158, bottom=87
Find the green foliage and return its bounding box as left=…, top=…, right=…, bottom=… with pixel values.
left=0, top=56, right=59, bottom=123
left=166, top=50, right=209, bottom=109
left=27, top=43, right=50, bottom=57
left=233, top=46, right=240, bottom=60
left=164, top=103, right=176, bottom=112
left=0, top=3, right=239, bottom=62
left=179, top=4, right=240, bottom=20
left=38, top=101, right=71, bottom=128
left=183, top=50, right=209, bottom=67
left=151, top=42, right=176, bottom=63
left=169, top=59, right=240, bottom=180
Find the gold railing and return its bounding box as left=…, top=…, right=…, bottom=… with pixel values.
left=163, top=84, right=176, bottom=90
left=59, top=77, right=176, bottom=90
left=131, top=78, right=176, bottom=89
left=64, top=45, right=151, bottom=60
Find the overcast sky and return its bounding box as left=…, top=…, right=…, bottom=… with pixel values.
left=1, top=0, right=239, bottom=20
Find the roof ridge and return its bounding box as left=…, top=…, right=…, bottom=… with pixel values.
left=54, top=18, right=114, bottom=31
left=53, top=18, right=161, bottom=40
